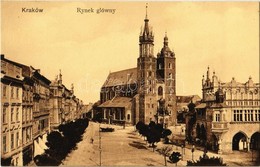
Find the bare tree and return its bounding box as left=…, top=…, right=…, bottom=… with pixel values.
left=158, top=146, right=173, bottom=166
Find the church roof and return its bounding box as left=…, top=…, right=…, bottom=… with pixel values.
left=195, top=103, right=207, bottom=109
left=177, top=95, right=201, bottom=103
left=102, top=68, right=137, bottom=87
left=99, top=96, right=132, bottom=108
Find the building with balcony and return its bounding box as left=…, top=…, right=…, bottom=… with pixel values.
left=20, top=65, right=34, bottom=165
left=30, top=69, right=51, bottom=157
left=1, top=55, right=23, bottom=166
left=189, top=67, right=260, bottom=154
left=98, top=7, right=177, bottom=126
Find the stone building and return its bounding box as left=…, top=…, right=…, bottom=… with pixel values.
left=49, top=70, right=84, bottom=129
left=1, top=55, right=86, bottom=165
left=49, top=71, right=64, bottom=129
left=1, top=55, right=23, bottom=166
left=99, top=8, right=177, bottom=126
left=189, top=67, right=260, bottom=154
left=176, top=95, right=201, bottom=124
left=31, top=68, right=51, bottom=157
left=20, top=65, right=34, bottom=165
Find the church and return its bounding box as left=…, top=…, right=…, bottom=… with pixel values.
left=99, top=7, right=177, bottom=127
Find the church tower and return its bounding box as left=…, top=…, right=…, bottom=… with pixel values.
left=157, top=33, right=177, bottom=126
left=137, top=5, right=157, bottom=124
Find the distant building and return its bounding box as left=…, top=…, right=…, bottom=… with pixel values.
left=49, top=71, right=64, bottom=129
left=176, top=95, right=201, bottom=124
left=99, top=8, right=177, bottom=127
left=50, top=71, right=84, bottom=130
left=1, top=55, right=23, bottom=166
left=189, top=67, right=260, bottom=154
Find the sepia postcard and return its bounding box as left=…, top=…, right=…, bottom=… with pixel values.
left=1, top=1, right=259, bottom=166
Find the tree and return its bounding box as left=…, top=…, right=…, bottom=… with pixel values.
left=187, top=154, right=227, bottom=166
left=169, top=152, right=181, bottom=166
left=45, top=131, right=68, bottom=162
left=35, top=118, right=89, bottom=166
left=162, top=129, right=172, bottom=144
left=147, top=125, right=161, bottom=151
left=158, top=146, right=173, bottom=166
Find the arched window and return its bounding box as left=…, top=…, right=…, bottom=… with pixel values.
left=158, top=86, right=163, bottom=96
left=168, top=63, right=172, bottom=69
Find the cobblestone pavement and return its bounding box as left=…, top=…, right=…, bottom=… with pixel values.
left=62, top=122, right=259, bottom=166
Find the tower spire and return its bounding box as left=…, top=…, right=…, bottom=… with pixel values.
left=164, top=31, right=168, bottom=47
left=145, top=3, right=148, bottom=19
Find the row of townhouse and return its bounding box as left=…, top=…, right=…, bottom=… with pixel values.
left=1, top=55, right=85, bottom=166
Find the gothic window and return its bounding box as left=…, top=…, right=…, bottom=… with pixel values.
left=159, top=63, right=162, bottom=69
left=158, top=86, right=163, bottom=96
left=245, top=110, right=247, bottom=121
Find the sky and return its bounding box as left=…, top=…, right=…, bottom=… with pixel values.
left=1, top=1, right=259, bottom=104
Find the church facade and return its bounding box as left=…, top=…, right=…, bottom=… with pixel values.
left=99, top=9, right=177, bottom=126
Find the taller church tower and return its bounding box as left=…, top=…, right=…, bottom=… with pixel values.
left=137, top=5, right=157, bottom=124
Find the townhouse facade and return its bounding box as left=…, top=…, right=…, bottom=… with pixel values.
left=1, top=56, right=23, bottom=166
left=1, top=55, right=86, bottom=165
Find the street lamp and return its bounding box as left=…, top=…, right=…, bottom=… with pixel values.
left=181, top=145, right=184, bottom=160
left=183, top=142, right=186, bottom=155
left=99, top=123, right=102, bottom=166
left=191, top=145, right=195, bottom=161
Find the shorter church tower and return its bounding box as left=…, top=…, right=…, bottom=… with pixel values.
left=156, top=32, right=177, bottom=126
